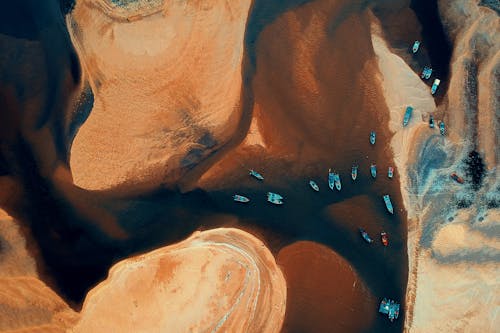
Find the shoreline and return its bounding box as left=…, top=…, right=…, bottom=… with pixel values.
left=370, top=16, right=437, bottom=331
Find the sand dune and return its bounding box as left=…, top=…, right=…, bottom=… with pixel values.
left=72, top=228, right=286, bottom=333
left=68, top=0, right=251, bottom=190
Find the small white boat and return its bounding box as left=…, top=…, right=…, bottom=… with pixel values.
left=421, top=66, right=432, bottom=79
left=328, top=168, right=335, bottom=190
left=249, top=169, right=264, bottom=180
left=412, top=40, right=420, bottom=53
left=431, top=79, right=440, bottom=95
left=333, top=172, right=341, bottom=191
left=351, top=165, right=358, bottom=181
left=370, top=164, right=377, bottom=178
left=370, top=131, right=376, bottom=145
left=267, top=192, right=283, bottom=205
left=388, top=167, right=394, bottom=179
left=309, top=180, right=319, bottom=192
left=233, top=195, right=250, bottom=203
left=383, top=194, right=394, bottom=214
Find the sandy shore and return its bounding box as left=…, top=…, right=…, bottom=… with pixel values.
left=72, top=228, right=286, bottom=333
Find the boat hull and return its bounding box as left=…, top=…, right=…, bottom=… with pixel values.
left=371, top=165, right=377, bottom=178
left=383, top=195, right=394, bottom=214
left=309, top=181, right=320, bottom=191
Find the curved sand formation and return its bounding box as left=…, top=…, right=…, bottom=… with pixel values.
left=72, top=228, right=286, bottom=333
left=371, top=2, right=499, bottom=331
left=277, top=241, right=375, bottom=333
left=67, top=0, right=251, bottom=190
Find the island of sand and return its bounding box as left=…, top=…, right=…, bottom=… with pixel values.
left=72, top=228, right=286, bottom=333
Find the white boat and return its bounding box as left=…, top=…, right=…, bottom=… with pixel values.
left=370, top=164, right=377, bottom=178
left=351, top=165, right=358, bottom=181
left=309, top=180, right=319, bottom=192
left=370, top=131, right=376, bottom=145
left=249, top=169, right=264, bottom=180
left=267, top=192, right=283, bottom=205
left=421, top=66, right=432, bottom=79
left=328, top=168, right=335, bottom=190
left=333, top=172, right=341, bottom=191
left=383, top=194, right=394, bottom=214
left=388, top=167, right=394, bottom=179
left=233, top=195, right=250, bottom=203
left=431, top=79, right=440, bottom=95
left=412, top=40, right=420, bottom=53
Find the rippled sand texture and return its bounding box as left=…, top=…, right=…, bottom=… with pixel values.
left=277, top=241, right=375, bottom=333
left=375, top=1, right=500, bottom=331
left=72, top=228, right=286, bottom=333
left=0, top=209, right=79, bottom=332
left=67, top=0, right=251, bottom=190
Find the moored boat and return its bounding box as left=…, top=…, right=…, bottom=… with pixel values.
left=379, top=298, right=400, bottom=322
left=412, top=40, right=420, bottom=53
left=370, top=131, right=376, bottom=145
left=370, top=164, right=377, bottom=178
left=309, top=180, right=320, bottom=191
left=421, top=66, right=432, bottom=79
left=450, top=172, right=464, bottom=184
left=233, top=194, right=250, bottom=203
left=388, top=166, right=394, bottom=179
left=439, top=121, right=445, bottom=135
left=351, top=165, right=358, bottom=180
left=359, top=228, right=373, bottom=243
left=381, top=231, right=388, bottom=246
left=429, top=115, right=435, bottom=128
left=249, top=169, right=264, bottom=180
left=328, top=168, right=335, bottom=190
left=403, top=106, right=413, bottom=127
left=383, top=194, right=394, bottom=214
left=267, top=192, right=283, bottom=205
left=431, top=78, right=440, bottom=95
left=333, top=172, right=341, bottom=191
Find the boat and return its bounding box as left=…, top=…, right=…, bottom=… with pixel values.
left=439, top=121, right=445, bottom=135
left=249, top=169, right=264, bottom=180
left=359, top=228, right=373, bottom=243
left=429, top=115, right=435, bottom=128
left=383, top=194, right=394, bottom=214
left=403, top=106, right=413, bottom=127
left=388, top=166, right=394, bottom=179
left=381, top=231, right=388, bottom=246
left=267, top=192, right=283, bottom=205
left=412, top=40, right=420, bottom=53
left=370, top=131, right=376, bottom=145
left=333, top=172, right=341, bottom=191
left=328, top=168, right=335, bottom=190
left=421, top=66, right=432, bottom=79
left=309, top=180, right=320, bottom=192
left=431, top=78, right=440, bottom=95
left=379, top=298, right=400, bottom=322
left=370, top=164, right=377, bottom=178
left=233, top=194, right=250, bottom=203
left=450, top=172, right=464, bottom=184
left=351, top=165, right=358, bottom=180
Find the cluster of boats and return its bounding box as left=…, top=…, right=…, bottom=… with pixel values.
left=412, top=40, right=441, bottom=95
left=359, top=228, right=388, bottom=246
left=233, top=170, right=285, bottom=205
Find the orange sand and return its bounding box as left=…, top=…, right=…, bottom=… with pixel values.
left=68, top=0, right=252, bottom=190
